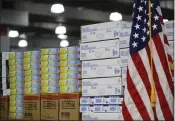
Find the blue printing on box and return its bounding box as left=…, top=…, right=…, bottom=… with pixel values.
left=16, top=107, right=24, bottom=112
left=31, top=50, right=41, bottom=55
left=16, top=113, right=24, bottom=118
left=67, top=46, right=80, bottom=52
left=16, top=89, right=24, bottom=94
left=31, top=76, right=41, bottom=81
left=16, top=95, right=24, bottom=100
left=48, top=81, right=58, bottom=86
left=48, top=74, right=59, bottom=79
left=67, top=60, right=81, bottom=65
left=16, top=70, right=25, bottom=75
left=16, top=100, right=24, bottom=106
left=48, top=87, right=59, bottom=92
left=68, top=67, right=81, bottom=72
left=67, top=86, right=80, bottom=92
left=67, top=80, right=80, bottom=85
left=15, top=65, right=24, bottom=70
left=44, top=62, right=59, bottom=66
left=30, top=63, right=40, bottom=68
left=16, top=76, right=25, bottom=81
left=32, top=82, right=40, bottom=87
left=15, top=52, right=24, bottom=57
left=31, top=88, right=41, bottom=93
left=30, top=70, right=40, bottom=75
left=44, top=55, right=59, bottom=60
left=47, top=48, right=59, bottom=53
left=67, top=73, right=81, bottom=79
left=43, top=68, right=59, bottom=73
left=67, top=53, right=80, bottom=59
left=16, top=83, right=24, bottom=87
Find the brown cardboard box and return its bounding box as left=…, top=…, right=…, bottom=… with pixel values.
left=0, top=96, right=9, bottom=120
left=59, top=93, right=80, bottom=120
left=41, top=93, right=59, bottom=120
left=24, top=94, right=40, bottom=120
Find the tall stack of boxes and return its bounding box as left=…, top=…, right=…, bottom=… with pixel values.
left=80, top=21, right=131, bottom=120
left=165, top=21, right=174, bottom=81
left=9, top=52, right=25, bottom=119
left=59, top=46, right=81, bottom=93
left=0, top=52, right=10, bottom=96
left=24, top=51, right=41, bottom=95
left=41, top=48, right=59, bottom=93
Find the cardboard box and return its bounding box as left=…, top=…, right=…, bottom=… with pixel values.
left=165, top=21, right=174, bottom=40
left=1, top=65, right=7, bottom=77
left=82, top=77, right=121, bottom=87
left=81, top=21, right=132, bottom=42
left=2, top=52, right=9, bottom=60
left=120, top=48, right=129, bottom=67
left=59, top=93, right=80, bottom=120
left=82, top=58, right=121, bottom=78
left=0, top=96, right=9, bottom=120
left=80, top=39, right=120, bottom=60
left=122, top=67, right=127, bottom=86
left=41, top=93, right=59, bottom=120
left=120, top=29, right=131, bottom=48
left=168, top=41, right=174, bottom=59
left=82, top=85, right=122, bottom=96
left=82, top=112, right=123, bottom=120
left=24, top=94, right=40, bottom=120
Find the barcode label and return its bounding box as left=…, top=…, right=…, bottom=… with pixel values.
left=61, top=112, right=70, bottom=118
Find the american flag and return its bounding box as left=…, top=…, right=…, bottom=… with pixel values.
left=122, top=0, right=174, bottom=120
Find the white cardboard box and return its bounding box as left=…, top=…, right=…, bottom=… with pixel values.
left=120, top=29, right=131, bottom=48
left=82, top=112, right=123, bottom=120
left=81, top=21, right=132, bottom=43
left=82, top=85, right=122, bottom=96
left=82, top=77, right=121, bottom=87
left=80, top=96, right=124, bottom=105
left=165, top=21, right=174, bottom=40
left=2, top=83, right=7, bottom=90
left=1, top=78, right=7, bottom=83
left=1, top=65, right=7, bottom=77
left=1, top=59, right=6, bottom=65
left=80, top=39, right=120, bottom=60
left=168, top=41, right=174, bottom=58
left=122, top=67, right=127, bottom=86
left=82, top=58, right=121, bottom=78
left=120, top=48, right=129, bottom=67
left=2, top=52, right=9, bottom=60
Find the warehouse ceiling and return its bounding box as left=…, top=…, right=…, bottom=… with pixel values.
left=0, top=0, right=174, bottom=50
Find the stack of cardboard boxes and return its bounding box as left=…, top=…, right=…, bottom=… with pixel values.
left=24, top=51, right=41, bottom=95
left=0, top=52, right=10, bottom=96
left=80, top=21, right=131, bottom=120
left=9, top=52, right=25, bottom=119
left=0, top=52, right=10, bottom=120
left=59, top=46, right=81, bottom=93
left=40, top=48, right=60, bottom=120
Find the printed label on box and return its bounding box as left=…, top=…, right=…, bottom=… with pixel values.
left=82, top=85, right=122, bottom=96
left=165, top=21, right=174, bottom=40
left=120, top=48, right=129, bottom=67
left=81, top=21, right=131, bottom=42
left=120, top=29, right=131, bottom=48
left=82, top=77, right=121, bottom=87
left=80, top=39, right=120, bottom=60
left=82, top=58, right=121, bottom=78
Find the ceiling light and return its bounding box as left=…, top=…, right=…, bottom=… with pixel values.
left=109, top=12, right=122, bottom=21
left=57, top=34, right=68, bottom=39
left=60, top=40, right=69, bottom=47
left=163, top=19, right=169, bottom=23
left=8, top=30, right=19, bottom=38
left=18, top=39, right=28, bottom=47
left=55, top=26, right=66, bottom=34
left=51, top=4, right=64, bottom=13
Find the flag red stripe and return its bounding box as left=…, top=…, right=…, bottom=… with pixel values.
left=131, top=52, right=151, bottom=98
left=145, top=45, right=173, bottom=120
left=152, top=62, right=174, bottom=120
left=153, top=107, right=158, bottom=121
left=163, top=34, right=169, bottom=45
left=122, top=102, right=133, bottom=120
left=127, top=69, right=151, bottom=120
left=153, top=34, right=174, bottom=95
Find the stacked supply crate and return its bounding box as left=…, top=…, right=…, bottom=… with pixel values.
left=24, top=51, right=41, bottom=95
left=59, top=46, right=81, bottom=93
left=9, top=52, right=25, bottom=119
left=80, top=21, right=131, bottom=120
left=0, top=52, right=10, bottom=96
left=41, top=48, right=59, bottom=93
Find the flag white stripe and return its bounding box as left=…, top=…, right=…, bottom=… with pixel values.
left=128, top=56, right=154, bottom=120
left=139, top=48, right=165, bottom=120
left=152, top=40, right=173, bottom=114
left=124, top=86, right=142, bottom=120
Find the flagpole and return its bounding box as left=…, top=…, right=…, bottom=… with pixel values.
left=148, top=0, right=156, bottom=108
